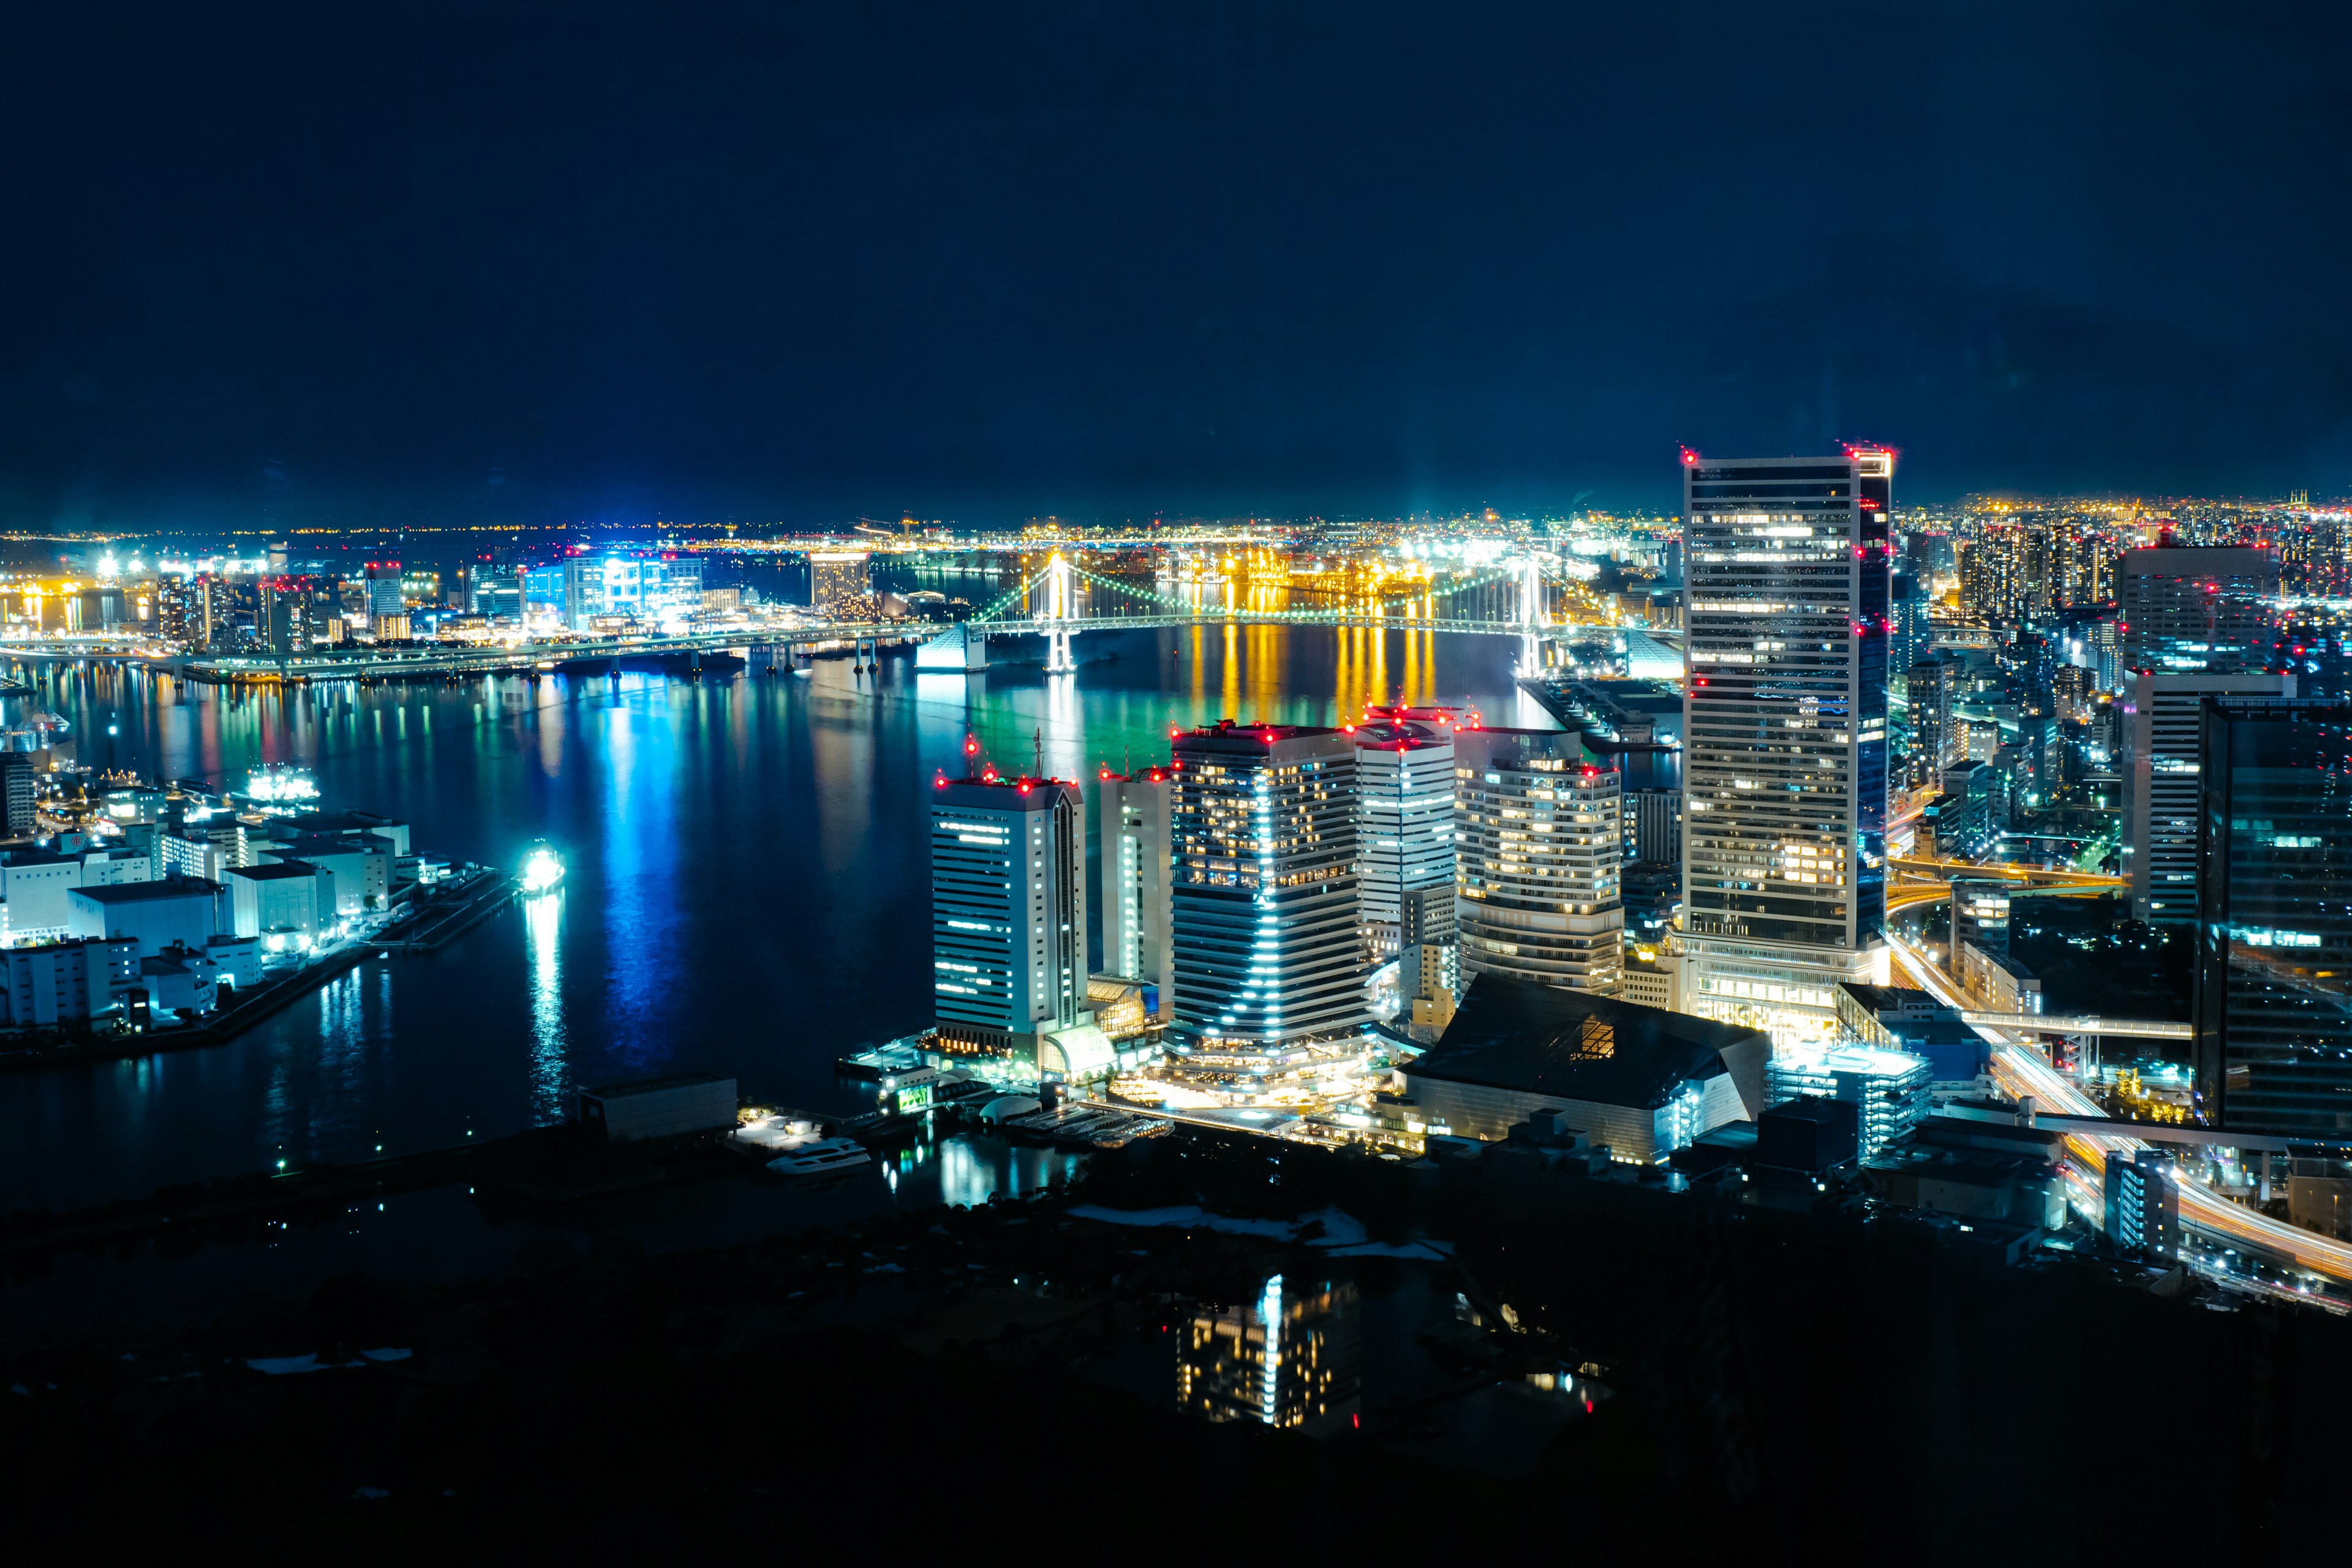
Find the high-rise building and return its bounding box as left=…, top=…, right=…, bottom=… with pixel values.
left=2192, top=699, right=2352, bottom=1142
left=2122, top=671, right=2294, bottom=922
left=363, top=560, right=404, bottom=625
left=1350, top=714, right=1455, bottom=962
left=1453, top=726, right=1623, bottom=997
left=155, top=578, right=200, bottom=647
left=1169, top=722, right=1364, bottom=1052
left=1623, top=787, right=1683, bottom=866
left=0, top=754, right=36, bottom=839
left=2120, top=543, right=2281, bottom=674
left=1097, top=767, right=1172, bottom=1022
left=929, top=775, right=1088, bottom=1060
left=1889, top=569, right=1928, bottom=677
left=809, top=552, right=872, bottom=616
left=1905, top=655, right=1956, bottom=785
left=1681, top=448, right=1893, bottom=1042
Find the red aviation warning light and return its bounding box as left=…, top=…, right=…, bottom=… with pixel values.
left=964, top=735, right=979, bottom=757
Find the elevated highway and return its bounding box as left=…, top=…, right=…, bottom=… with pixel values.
left=1886, top=931, right=2352, bottom=1285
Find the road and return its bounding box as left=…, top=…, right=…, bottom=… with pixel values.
left=1884, top=932, right=2352, bottom=1284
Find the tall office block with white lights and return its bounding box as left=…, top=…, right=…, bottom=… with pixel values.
left=1098, top=767, right=1174, bottom=1022
left=1681, top=448, right=1893, bottom=1042
left=1169, top=722, right=1364, bottom=1052
left=930, top=775, right=1087, bottom=1056
left=1352, top=711, right=1457, bottom=960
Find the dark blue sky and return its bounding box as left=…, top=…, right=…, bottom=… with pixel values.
left=6, top=1, right=2349, bottom=530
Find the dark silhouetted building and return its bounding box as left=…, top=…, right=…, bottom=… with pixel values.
left=2192, top=698, right=2352, bottom=1142
left=1401, top=973, right=1766, bottom=1160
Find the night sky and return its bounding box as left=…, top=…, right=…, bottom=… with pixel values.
left=7, top=1, right=2350, bottom=530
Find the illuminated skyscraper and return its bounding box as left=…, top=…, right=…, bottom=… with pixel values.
left=1453, top=726, right=1623, bottom=996
left=2122, top=670, right=2293, bottom=922
left=1681, top=448, right=1893, bottom=1042
left=1169, top=722, right=1363, bottom=1051
left=1351, top=709, right=1457, bottom=962
left=1097, top=767, right=1172, bottom=1021
left=930, top=775, right=1088, bottom=1058
left=808, top=551, right=872, bottom=616
left=2120, top=543, right=2281, bottom=674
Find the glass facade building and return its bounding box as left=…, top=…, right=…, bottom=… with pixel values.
left=1168, top=722, right=1365, bottom=1052
left=2193, top=699, right=2352, bottom=1144
left=1681, top=449, right=1893, bottom=1042
left=929, top=776, right=1087, bottom=1056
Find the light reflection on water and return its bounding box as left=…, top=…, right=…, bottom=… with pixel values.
left=525, top=890, right=567, bottom=1121
left=0, top=625, right=1540, bottom=1210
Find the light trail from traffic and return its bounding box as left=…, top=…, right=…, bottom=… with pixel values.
left=1884, top=932, right=2352, bottom=1285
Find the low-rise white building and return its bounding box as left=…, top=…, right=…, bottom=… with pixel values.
left=67, top=875, right=226, bottom=957
left=227, top=861, right=337, bottom=948
left=0, top=937, right=140, bottom=1029
left=1, top=847, right=154, bottom=943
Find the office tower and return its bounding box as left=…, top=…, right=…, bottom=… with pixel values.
left=1681, top=448, right=1892, bottom=1042
left=0, top=754, right=34, bottom=838
left=1169, top=722, right=1364, bottom=1051
left=1351, top=714, right=1455, bottom=962
left=2120, top=543, right=2281, bottom=674
left=363, top=560, right=404, bottom=624
left=1906, top=655, right=1955, bottom=786
left=929, top=774, right=1087, bottom=1057
left=2122, top=670, right=2293, bottom=922
left=154, top=578, right=200, bottom=646
left=1623, top=787, right=1682, bottom=866
left=809, top=552, right=872, bottom=616
left=1889, top=570, right=1928, bottom=677
left=1453, top=726, right=1623, bottom=997
left=2192, top=699, right=2352, bottom=1140
left=1098, top=767, right=1173, bottom=1021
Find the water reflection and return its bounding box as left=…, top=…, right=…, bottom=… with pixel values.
left=885, top=1123, right=1083, bottom=1207
left=1179, top=1273, right=1362, bottom=1434
left=525, top=891, right=567, bottom=1120
left=0, top=626, right=1538, bottom=1210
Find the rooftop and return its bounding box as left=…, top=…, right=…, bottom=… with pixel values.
left=230, top=861, right=327, bottom=882
left=1406, top=973, right=1768, bottom=1114
left=1836, top=981, right=1944, bottom=1017
left=580, top=1071, right=734, bottom=1101
left=69, top=876, right=225, bottom=904
left=933, top=775, right=1081, bottom=810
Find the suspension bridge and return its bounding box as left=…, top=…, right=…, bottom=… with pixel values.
left=88, top=551, right=1634, bottom=682
left=932, top=551, right=1619, bottom=675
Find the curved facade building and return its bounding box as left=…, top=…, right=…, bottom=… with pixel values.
left=1453, top=726, right=1623, bottom=997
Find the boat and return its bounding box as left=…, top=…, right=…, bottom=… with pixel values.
left=765, top=1137, right=872, bottom=1177
left=519, top=842, right=564, bottom=894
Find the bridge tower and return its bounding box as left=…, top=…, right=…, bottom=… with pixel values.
left=1515, top=553, right=1545, bottom=675
left=1038, top=551, right=1077, bottom=674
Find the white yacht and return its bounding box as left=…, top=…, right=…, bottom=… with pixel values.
left=765, top=1137, right=871, bottom=1177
